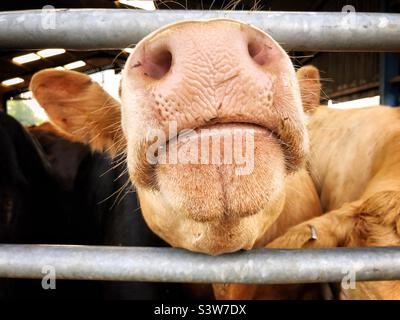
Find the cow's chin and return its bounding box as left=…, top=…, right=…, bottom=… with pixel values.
left=135, top=126, right=288, bottom=255
left=140, top=188, right=286, bottom=255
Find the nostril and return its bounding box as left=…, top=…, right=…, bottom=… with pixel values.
left=142, top=49, right=172, bottom=80
left=248, top=41, right=269, bottom=66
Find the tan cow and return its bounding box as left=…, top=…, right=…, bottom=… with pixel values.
left=222, top=65, right=400, bottom=300
left=30, top=20, right=331, bottom=300
left=29, top=21, right=328, bottom=300
left=271, top=109, right=400, bottom=299
left=30, top=19, right=323, bottom=260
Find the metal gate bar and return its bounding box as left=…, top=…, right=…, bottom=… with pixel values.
left=0, top=245, right=400, bottom=283
left=0, top=9, right=399, bottom=51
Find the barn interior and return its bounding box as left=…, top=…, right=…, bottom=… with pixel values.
left=0, top=0, right=399, bottom=127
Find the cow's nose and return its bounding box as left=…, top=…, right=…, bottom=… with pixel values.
left=247, top=39, right=270, bottom=66
left=141, top=46, right=172, bottom=80
left=126, top=29, right=174, bottom=81
left=126, top=20, right=276, bottom=83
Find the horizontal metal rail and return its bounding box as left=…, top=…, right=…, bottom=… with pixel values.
left=0, top=9, right=399, bottom=51
left=0, top=245, right=400, bottom=283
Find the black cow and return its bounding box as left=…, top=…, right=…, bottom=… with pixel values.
left=0, top=112, right=101, bottom=299
left=28, top=122, right=89, bottom=192
left=0, top=113, right=212, bottom=299
left=0, top=113, right=70, bottom=245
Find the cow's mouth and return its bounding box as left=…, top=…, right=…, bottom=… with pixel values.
left=159, top=121, right=282, bottom=165
left=170, top=121, right=279, bottom=140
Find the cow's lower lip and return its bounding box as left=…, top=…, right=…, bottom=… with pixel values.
left=196, top=122, right=272, bottom=134
left=166, top=122, right=279, bottom=145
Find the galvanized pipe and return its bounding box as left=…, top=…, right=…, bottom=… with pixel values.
left=0, top=9, right=399, bottom=51
left=0, top=245, right=400, bottom=283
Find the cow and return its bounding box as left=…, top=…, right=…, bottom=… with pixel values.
left=30, top=19, right=322, bottom=255
left=27, top=122, right=90, bottom=191
left=222, top=65, right=400, bottom=300
left=30, top=20, right=324, bottom=298
left=0, top=111, right=101, bottom=299
left=269, top=110, right=400, bottom=299
left=0, top=112, right=75, bottom=245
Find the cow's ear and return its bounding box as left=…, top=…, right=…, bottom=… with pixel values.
left=296, top=65, right=321, bottom=114
left=30, top=69, right=124, bottom=157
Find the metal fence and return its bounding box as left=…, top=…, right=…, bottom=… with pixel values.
left=1, top=245, right=400, bottom=283
left=0, top=9, right=400, bottom=284
left=0, top=9, right=399, bottom=51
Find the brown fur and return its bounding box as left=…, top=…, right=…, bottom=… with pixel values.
left=268, top=191, right=400, bottom=300
left=253, top=67, right=400, bottom=299
left=275, top=106, right=400, bottom=300
left=219, top=66, right=400, bottom=300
